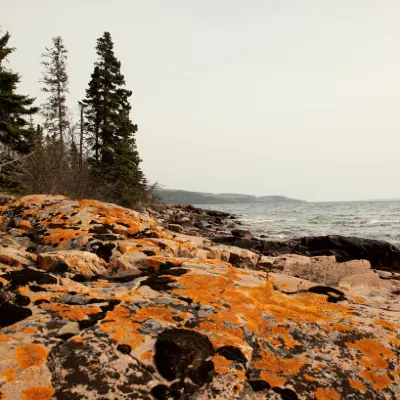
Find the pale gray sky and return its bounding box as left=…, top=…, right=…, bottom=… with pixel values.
left=3, top=0, right=400, bottom=201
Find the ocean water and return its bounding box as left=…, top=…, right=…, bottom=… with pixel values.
left=198, top=201, right=400, bottom=246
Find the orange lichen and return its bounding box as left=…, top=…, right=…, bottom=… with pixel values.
left=22, top=327, right=38, bottom=335
left=141, top=351, right=152, bottom=361
left=391, top=336, right=400, bottom=345
left=91, top=281, right=113, bottom=287
left=259, top=371, right=286, bottom=387
left=304, top=374, right=317, bottom=382
left=346, top=338, right=396, bottom=370
left=253, top=348, right=305, bottom=376
left=349, top=379, right=366, bottom=391
left=322, top=325, right=334, bottom=333
left=350, top=296, right=366, bottom=304
left=234, top=368, right=246, bottom=381
left=315, top=387, right=341, bottom=400
left=141, top=256, right=185, bottom=271
left=0, top=254, right=22, bottom=268
left=333, top=323, right=353, bottom=332
left=374, top=319, right=394, bottom=331
left=270, top=325, right=299, bottom=348
left=22, top=386, right=53, bottom=400
left=15, top=344, right=48, bottom=369
left=0, top=277, right=8, bottom=286
left=0, top=334, right=12, bottom=343
left=213, top=354, right=232, bottom=374
left=43, top=228, right=81, bottom=248
left=18, top=220, right=32, bottom=230
left=18, top=286, right=29, bottom=295
left=0, top=368, right=15, bottom=383
left=100, top=304, right=186, bottom=349
left=100, top=306, right=145, bottom=349
left=1, top=196, right=399, bottom=398
left=360, top=370, right=392, bottom=390
left=50, top=304, right=101, bottom=321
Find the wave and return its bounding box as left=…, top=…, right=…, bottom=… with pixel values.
left=214, top=201, right=400, bottom=246
left=239, top=218, right=273, bottom=225
left=366, top=219, right=399, bottom=225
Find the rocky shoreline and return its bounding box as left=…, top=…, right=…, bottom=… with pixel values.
left=0, top=196, right=399, bottom=399
left=146, top=203, right=400, bottom=271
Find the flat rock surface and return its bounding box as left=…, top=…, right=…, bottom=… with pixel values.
left=0, top=196, right=398, bottom=399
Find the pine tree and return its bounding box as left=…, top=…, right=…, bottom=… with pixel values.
left=41, top=36, right=69, bottom=147
left=83, top=66, right=101, bottom=163
left=83, top=32, right=146, bottom=205
left=0, top=30, right=38, bottom=190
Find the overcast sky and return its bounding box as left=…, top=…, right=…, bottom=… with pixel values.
left=2, top=0, right=400, bottom=201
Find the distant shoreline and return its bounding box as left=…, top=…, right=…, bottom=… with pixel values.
left=155, top=189, right=306, bottom=205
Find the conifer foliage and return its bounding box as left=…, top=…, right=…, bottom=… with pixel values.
left=40, top=36, right=69, bottom=146
left=83, top=32, right=146, bottom=205
left=0, top=31, right=38, bottom=190
left=0, top=29, right=150, bottom=206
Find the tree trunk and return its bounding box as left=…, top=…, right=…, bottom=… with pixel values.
left=57, top=79, right=63, bottom=156
left=79, top=103, right=84, bottom=170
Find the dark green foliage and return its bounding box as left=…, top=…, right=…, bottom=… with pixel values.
left=0, top=29, right=149, bottom=204
left=0, top=30, right=38, bottom=191
left=0, top=31, right=38, bottom=154
left=83, top=32, right=146, bottom=206
left=40, top=36, right=69, bottom=146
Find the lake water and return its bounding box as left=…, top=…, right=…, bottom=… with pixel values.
left=198, top=201, right=400, bottom=246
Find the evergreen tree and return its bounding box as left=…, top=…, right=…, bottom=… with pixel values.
left=83, top=66, right=101, bottom=163
left=0, top=30, right=38, bottom=190
left=83, top=32, right=146, bottom=205
left=40, top=36, right=69, bottom=147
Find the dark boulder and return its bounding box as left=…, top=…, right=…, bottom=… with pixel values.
left=213, top=233, right=400, bottom=269
left=294, top=235, right=399, bottom=268
left=231, top=229, right=253, bottom=240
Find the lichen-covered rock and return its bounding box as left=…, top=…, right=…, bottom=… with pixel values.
left=37, top=250, right=108, bottom=279
left=279, top=255, right=372, bottom=286
left=0, top=196, right=398, bottom=399
left=0, top=246, right=36, bottom=270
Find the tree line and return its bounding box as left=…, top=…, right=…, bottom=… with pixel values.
left=0, top=29, right=150, bottom=207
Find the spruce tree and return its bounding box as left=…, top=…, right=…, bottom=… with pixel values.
left=0, top=30, right=38, bottom=190
left=84, top=32, right=146, bottom=205
left=40, top=36, right=69, bottom=147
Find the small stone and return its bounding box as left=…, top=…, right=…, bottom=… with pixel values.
left=117, top=344, right=131, bottom=355
left=14, top=294, right=31, bottom=306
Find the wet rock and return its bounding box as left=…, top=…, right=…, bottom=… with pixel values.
left=231, top=229, right=254, bottom=240
left=296, top=235, right=400, bottom=268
